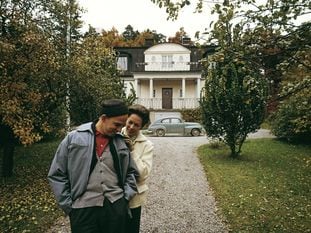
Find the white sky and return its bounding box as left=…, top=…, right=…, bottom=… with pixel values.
left=77, top=0, right=217, bottom=41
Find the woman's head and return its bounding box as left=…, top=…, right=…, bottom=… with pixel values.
left=125, top=104, right=150, bottom=137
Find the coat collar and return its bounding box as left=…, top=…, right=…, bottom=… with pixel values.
left=121, top=127, right=147, bottom=143
left=76, top=122, right=93, bottom=133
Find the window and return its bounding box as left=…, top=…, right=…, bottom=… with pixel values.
left=117, top=57, right=128, bottom=70
left=179, top=89, right=183, bottom=98
left=162, top=55, right=173, bottom=68
left=162, top=119, right=170, bottom=123
left=153, top=89, right=156, bottom=97
left=171, top=118, right=181, bottom=123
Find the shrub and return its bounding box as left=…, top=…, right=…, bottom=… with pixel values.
left=270, top=89, right=311, bottom=142
left=180, top=108, right=202, bottom=123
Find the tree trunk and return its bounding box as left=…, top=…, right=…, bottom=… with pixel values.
left=0, top=124, right=16, bottom=177
left=229, top=143, right=238, bottom=158
left=2, top=141, right=15, bottom=177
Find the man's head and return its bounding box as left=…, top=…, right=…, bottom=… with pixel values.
left=96, top=99, right=129, bottom=137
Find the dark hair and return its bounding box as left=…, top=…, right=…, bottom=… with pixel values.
left=100, top=99, right=128, bottom=117
left=128, top=104, right=150, bottom=128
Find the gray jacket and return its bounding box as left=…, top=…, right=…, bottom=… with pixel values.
left=47, top=122, right=138, bottom=215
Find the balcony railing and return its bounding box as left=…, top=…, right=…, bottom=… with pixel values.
left=135, top=61, right=203, bottom=72
left=135, top=98, right=200, bottom=109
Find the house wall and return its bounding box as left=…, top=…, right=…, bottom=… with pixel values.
left=138, top=80, right=199, bottom=98
left=116, top=43, right=214, bottom=110
left=123, top=78, right=205, bottom=99
left=145, top=43, right=191, bottom=71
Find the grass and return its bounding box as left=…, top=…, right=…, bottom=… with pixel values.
left=198, top=138, right=311, bottom=233
left=1, top=138, right=310, bottom=232
left=0, top=139, right=63, bottom=233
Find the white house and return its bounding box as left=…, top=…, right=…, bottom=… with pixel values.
left=115, top=42, right=214, bottom=120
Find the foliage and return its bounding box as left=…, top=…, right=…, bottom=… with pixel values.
left=152, top=0, right=311, bottom=100
left=270, top=88, right=311, bottom=142
left=180, top=108, right=202, bottom=123
left=0, top=140, right=62, bottom=233
left=122, top=25, right=140, bottom=41
left=153, top=0, right=310, bottom=155
left=124, top=82, right=138, bottom=106
left=199, top=2, right=268, bottom=158
left=200, top=57, right=267, bottom=157
left=168, top=27, right=192, bottom=44
left=0, top=0, right=83, bottom=145
left=0, top=23, right=65, bottom=145
left=269, top=29, right=311, bottom=142
left=91, top=25, right=167, bottom=47
left=70, top=33, right=126, bottom=124
left=198, top=138, right=311, bottom=233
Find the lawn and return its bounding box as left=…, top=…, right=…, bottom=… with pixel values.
left=0, top=140, right=62, bottom=233
left=198, top=138, right=311, bottom=233
left=1, top=138, right=310, bottom=232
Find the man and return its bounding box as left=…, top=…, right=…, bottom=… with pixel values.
left=48, top=99, right=138, bottom=233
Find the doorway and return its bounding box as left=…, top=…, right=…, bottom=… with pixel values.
left=162, top=88, right=172, bottom=109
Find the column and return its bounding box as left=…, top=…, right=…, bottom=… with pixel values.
left=149, top=78, right=153, bottom=98
left=182, top=78, right=186, bottom=98
left=134, top=79, right=139, bottom=97
left=181, top=78, right=186, bottom=108
left=149, top=78, right=153, bottom=108
left=196, top=77, right=201, bottom=98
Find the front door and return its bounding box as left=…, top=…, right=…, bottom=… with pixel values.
left=162, top=88, right=172, bottom=109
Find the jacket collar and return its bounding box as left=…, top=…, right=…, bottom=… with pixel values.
left=135, top=131, right=147, bottom=142
left=76, top=122, right=94, bottom=133
left=121, top=127, right=147, bottom=142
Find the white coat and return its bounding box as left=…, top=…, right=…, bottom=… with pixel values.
left=122, top=129, right=154, bottom=209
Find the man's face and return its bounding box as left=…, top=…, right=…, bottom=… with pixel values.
left=100, top=114, right=128, bottom=137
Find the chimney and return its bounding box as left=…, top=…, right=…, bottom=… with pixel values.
left=182, top=37, right=191, bottom=46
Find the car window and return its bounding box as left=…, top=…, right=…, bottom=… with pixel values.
left=161, top=119, right=170, bottom=123
left=171, top=118, right=181, bottom=123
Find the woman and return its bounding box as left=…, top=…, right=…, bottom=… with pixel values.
left=121, top=104, right=154, bottom=233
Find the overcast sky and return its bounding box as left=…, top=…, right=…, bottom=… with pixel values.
left=77, top=0, right=217, bottom=40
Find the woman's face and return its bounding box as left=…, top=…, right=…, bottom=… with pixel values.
left=126, top=113, right=143, bottom=137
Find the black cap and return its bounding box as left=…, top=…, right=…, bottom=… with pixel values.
left=101, top=99, right=128, bottom=117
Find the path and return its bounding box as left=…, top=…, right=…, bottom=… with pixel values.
left=48, top=129, right=273, bottom=232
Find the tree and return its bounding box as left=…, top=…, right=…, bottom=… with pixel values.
left=70, top=33, right=126, bottom=124
left=0, top=0, right=82, bottom=177
left=122, top=24, right=140, bottom=41
left=200, top=55, right=267, bottom=157
left=168, top=27, right=192, bottom=44
left=0, top=23, right=64, bottom=177
left=152, top=0, right=310, bottom=155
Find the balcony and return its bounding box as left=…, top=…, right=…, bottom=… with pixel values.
left=136, top=61, right=203, bottom=72
left=135, top=98, right=200, bottom=110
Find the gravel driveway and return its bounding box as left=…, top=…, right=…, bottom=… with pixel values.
left=48, top=136, right=227, bottom=233
left=48, top=130, right=272, bottom=233
left=139, top=136, right=227, bottom=233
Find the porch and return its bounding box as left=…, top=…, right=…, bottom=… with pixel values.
left=135, top=98, right=200, bottom=110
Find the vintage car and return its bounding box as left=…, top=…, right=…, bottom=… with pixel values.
left=147, top=117, right=205, bottom=137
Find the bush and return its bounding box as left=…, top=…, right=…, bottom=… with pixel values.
left=270, top=90, right=311, bottom=142
left=180, top=108, right=202, bottom=123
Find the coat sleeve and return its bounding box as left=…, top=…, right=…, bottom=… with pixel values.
left=131, top=140, right=154, bottom=184
left=47, top=135, right=72, bottom=215
left=123, top=154, right=139, bottom=201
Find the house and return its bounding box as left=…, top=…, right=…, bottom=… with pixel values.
left=114, top=41, right=215, bottom=121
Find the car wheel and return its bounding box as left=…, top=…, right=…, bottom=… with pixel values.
left=191, top=128, right=200, bottom=136
left=156, top=129, right=165, bottom=137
